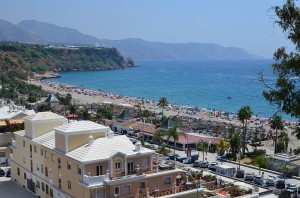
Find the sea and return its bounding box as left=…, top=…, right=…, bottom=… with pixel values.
left=47, top=59, right=295, bottom=120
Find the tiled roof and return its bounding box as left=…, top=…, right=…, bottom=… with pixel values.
left=54, top=120, right=109, bottom=133
left=24, top=112, right=65, bottom=121
left=66, top=135, right=154, bottom=163
left=33, top=130, right=56, bottom=149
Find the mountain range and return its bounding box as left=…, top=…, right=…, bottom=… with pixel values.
left=0, top=19, right=261, bottom=60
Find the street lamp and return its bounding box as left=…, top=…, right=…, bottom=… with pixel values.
left=237, top=152, right=241, bottom=170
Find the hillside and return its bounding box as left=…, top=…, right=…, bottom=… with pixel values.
left=0, top=19, right=262, bottom=60
left=0, top=42, right=134, bottom=76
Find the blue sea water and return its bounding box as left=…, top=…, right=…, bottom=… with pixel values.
left=47, top=59, right=293, bottom=120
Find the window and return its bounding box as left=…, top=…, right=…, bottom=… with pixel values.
left=0, top=152, right=5, bottom=157
left=58, top=158, right=61, bottom=169
left=115, top=162, right=121, bottom=170
left=68, top=180, right=72, bottom=189
left=17, top=167, right=20, bottom=176
left=114, top=187, right=120, bottom=195
left=42, top=182, right=45, bottom=192
left=122, top=185, right=130, bottom=196
left=50, top=188, right=53, bottom=197
left=51, top=154, right=55, bottom=162
left=37, top=181, right=40, bottom=189
left=44, top=150, right=47, bottom=158
left=36, top=164, right=39, bottom=172
left=96, top=165, right=103, bottom=176
left=23, top=173, right=26, bottom=180
left=23, top=140, right=25, bottom=147
left=40, top=148, right=43, bottom=156
left=139, top=182, right=145, bottom=189
left=128, top=162, right=134, bottom=174
left=67, top=161, right=71, bottom=170
left=46, top=184, right=49, bottom=194
left=34, top=145, right=37, bottom=153
left=41, top=165, right=44, bottom=174
left=58, top=178, right=62, bottom=189
left=45, top=167, right=48, bottom=177
left=48, top=169, right=53, bottom=179
left=164, top=177, right=171, bottom=185
left=77, top=166, right=81, bottom=175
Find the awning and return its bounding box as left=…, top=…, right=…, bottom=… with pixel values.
left=0, top=121, right=6, bottom=127
left=8, top=119, right=24, bottom=124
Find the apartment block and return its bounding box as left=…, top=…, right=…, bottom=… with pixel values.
left=10, top=112, right=180, bottom=198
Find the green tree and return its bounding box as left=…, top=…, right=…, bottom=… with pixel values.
left=252, top=155, right=268, bottom=174
left=81, top=109, right=90, bottom=120
left=167, top=126, right=186, bottom=153
left=198, top=141, right=209, bottom=161
left=153, top=130, right=165, bottom=148
left=96, top=107, right=113, bottom=125
left=158, top=97, right=168, bottom=118
left=262, top=0, right=300, bottom=119
left=270, top=114, right=284, bottom=154
left=276, top=141, right=286, bottom=153
left=216, top=139, right=229, bottom=156
left=292, top=126, right=300, bottom=140
left=237, top=106, right=253, bottom=157
left=142, top=109, right=151, bottom=122
left=68, top=101, right=77, bottom=121
left=229, top=132, right=241, bottom=160
left=250, top=128, right=261, bottom=151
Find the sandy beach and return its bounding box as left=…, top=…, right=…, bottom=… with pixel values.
left=29, top=79, right=273, bottom=126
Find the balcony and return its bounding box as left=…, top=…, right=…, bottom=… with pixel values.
left=82, top=175, right=109, bottom=187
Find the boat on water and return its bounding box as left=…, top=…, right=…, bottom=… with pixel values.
left=227, top=96, right=232, bottom=99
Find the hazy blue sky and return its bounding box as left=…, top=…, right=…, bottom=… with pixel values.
left=0, top=0, right=296, bottom=58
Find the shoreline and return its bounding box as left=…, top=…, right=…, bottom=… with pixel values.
left=28, top=79, right=298, bottom=128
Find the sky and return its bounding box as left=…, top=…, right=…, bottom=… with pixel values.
left=0, top=0, right=296, bottom=58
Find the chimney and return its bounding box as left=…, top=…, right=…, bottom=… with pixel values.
left=88, top=135, right=94, bottom=145
left=107, top=130, right=114, bottom=139
left=135, top=142, right=142, bottom=152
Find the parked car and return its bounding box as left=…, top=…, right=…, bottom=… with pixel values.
left=216, top=155, right=226, bottom=161
left=236, top=169, right=245, bottom=178
left=266, top=176, right=276, bottom=186
left=254, top=175, right=266, bottom=186
left=182, top=157, right=193, bottom=164
left=200, top=161, right=209, bottom=168
left=276, top=179, right=286, bottom=189
left=190, top=154, right=199, bottom=163
left=5, top=168, right=10, bottom=177
left=193, top=160, right=201, bottom=167
left=130, top=139, right=137, bottom=144
left=0, top=169, right=5, bottom=177
left=159, top=163, right=174, bottom=170
left=286, top=183, right=298, bottom=193
left=167, top=153, right=180, bottom=160
left=208, top=162, right=218, bottom=171
left=244, top=172, right=255, bottom=181
left=176, top=157, right=188, bottom=163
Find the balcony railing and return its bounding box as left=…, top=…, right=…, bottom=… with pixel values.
left=82, top=175, right=109, bottom=186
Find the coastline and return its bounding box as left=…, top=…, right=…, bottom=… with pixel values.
left=28, top=79, right=298, bottom=128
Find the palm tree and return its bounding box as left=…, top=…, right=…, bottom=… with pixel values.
left=216, top=139, right=229, bottom=156
left=270, top=114, right=284, bottom=154
left=142, top=109, right=151, bottom=122
left=153, top=130, right=165, bottom=149
left=252, top=155, right=268, bottom=174
left=158, top=97, right=168, bottom=118
left=167, top=126, right=186, bottom=153
left=68, top=101, right=77, bottom=121
left=237, top=106, right=253, bottom=157
left=198, top=141, right=209, bottom=161
left=229, top=132, right=241, bottom=160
